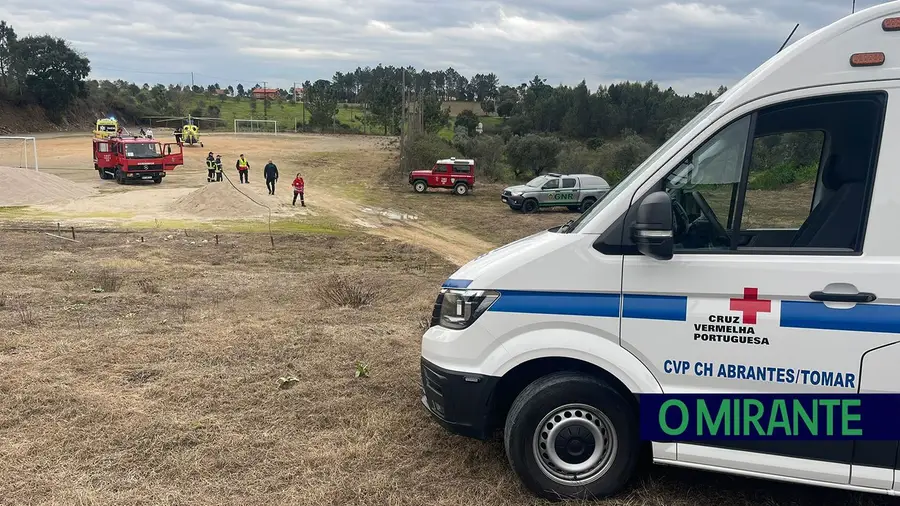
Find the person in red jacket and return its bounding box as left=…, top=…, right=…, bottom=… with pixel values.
left=292, top=172, right=305, bottom=206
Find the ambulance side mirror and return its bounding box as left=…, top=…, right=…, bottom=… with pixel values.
left=632, top=191, right=674, bottom=260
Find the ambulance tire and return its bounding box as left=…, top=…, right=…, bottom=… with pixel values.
left=504, top=372, right=639, bottom=501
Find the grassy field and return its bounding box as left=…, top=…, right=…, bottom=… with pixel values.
left=0, top=133, right=890, bottom=505
left=185, top=98, right=369, bottom=133
left=286, top=148, right=567, bottom=247
left=184, top=97, right=500, bottom=138
left=0, top=226, right=891, bottom=505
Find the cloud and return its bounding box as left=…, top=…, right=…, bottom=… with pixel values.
left=0, top=0, right=892, bottom=94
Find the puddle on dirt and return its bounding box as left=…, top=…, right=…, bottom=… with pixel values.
left=352, top=218, right=379, bottom=229
left=359, top=206, right=419, bottom=221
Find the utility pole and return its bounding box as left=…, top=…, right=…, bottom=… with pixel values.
left=400, top=67, right=405, bottom=172
left=263, top=80, right=268, bottom=120
left=191, top=72, right=194, bottom=92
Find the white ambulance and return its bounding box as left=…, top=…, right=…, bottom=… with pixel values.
left=420, top=2, right=900, bottom=500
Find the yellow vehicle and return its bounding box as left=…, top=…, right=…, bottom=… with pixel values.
left=93, top=118, right=118, bottom=139
left=181, top=123, right=203, bottom=147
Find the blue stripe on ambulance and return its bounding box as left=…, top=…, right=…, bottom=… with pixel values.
left=487, top=291, right=687, bottom=321
left=781, top=300, right=900, bottom=334
left=480, top=289, right=900, bottom=332
left=442, top=279, right=473, bottom=289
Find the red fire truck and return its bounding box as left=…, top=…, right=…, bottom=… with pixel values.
left=92, top=136, right=184, bottom=184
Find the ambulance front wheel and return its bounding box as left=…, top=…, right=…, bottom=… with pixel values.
left=503, top=372, right=639, bottom=501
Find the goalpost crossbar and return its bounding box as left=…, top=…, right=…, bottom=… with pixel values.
left=233, top=119, right=278, bottom=134
left=0, top=136, right=39, bottom=171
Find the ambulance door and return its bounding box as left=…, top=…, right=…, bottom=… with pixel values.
left=616, top=86, right=896, bottom=485
left=852, top=342, right=900, bottom=490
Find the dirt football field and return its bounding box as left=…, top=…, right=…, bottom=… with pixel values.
left=0, top=133, right=893, bottom=505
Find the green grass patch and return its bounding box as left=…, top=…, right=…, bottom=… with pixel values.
left=125, top=217, right=348, bottom=235
left=750, top=164, right=819, bottom=190
left=185, top=98, right=376, bottom=133
left=0, top=206, right=31, bottom=216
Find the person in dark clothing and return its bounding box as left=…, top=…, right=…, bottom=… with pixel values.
left=264, top=159, right=279, bottom=195
left=205, top=152, right=216, bottom=182
left=215, top=154, right=223, bottom=182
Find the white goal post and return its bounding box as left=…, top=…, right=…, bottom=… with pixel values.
left=234, top=119, right=278, bottom=134
left=0, top=136, right=39, bottom=171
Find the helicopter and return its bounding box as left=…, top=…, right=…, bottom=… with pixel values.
left=142, top=114, right=225, bottom=147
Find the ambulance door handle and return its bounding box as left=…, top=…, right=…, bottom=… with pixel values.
left=808, top=291, right=876, bottom=303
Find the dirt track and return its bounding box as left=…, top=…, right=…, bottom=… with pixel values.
left=0, top=133, right=493, bottom=266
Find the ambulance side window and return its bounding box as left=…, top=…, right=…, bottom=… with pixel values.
left=733, top=91, right=885, bottom=252
left=662, top=90, right=885, bottom=254
left=740, top=131, right=825, bottom=231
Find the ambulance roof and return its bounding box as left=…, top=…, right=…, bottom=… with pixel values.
left=717, top=1, right=900, bottom=112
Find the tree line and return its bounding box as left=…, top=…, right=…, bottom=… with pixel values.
left=0, top=20, right=91, bottom=119
left=7, top=19, right=805, bottom=187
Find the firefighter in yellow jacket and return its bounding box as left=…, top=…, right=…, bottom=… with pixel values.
left=236, top=154, right=250, bottom=184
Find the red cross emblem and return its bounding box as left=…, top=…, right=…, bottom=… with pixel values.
left=729, top=287, right=771, bottom=325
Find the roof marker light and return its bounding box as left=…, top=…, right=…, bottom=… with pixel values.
left=882, top=17, right=900, bottom=31
left=849, top=52, right=885, bottom=67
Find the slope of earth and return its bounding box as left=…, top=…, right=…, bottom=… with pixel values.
left=0, top=166, right=97, bottom=206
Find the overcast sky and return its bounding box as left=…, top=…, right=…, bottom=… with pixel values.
left=0, top=0, right=890, bottom=95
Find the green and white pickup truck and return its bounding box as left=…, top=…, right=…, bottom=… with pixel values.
left=501, top=173, right=611, bottom=213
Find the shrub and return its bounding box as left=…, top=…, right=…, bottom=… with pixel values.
left=752, top=163, right=819, bottom=190
left=402, top=132, right=460, bottom=172
left=317, top=274, right=381, bottom=309
left=505, top=134, right=562, bottom=178
left=96, top=271, right=120, bottom=293
left=453, top=133, right=506, bottom=181
left=137, top=279, right=160, bottom=294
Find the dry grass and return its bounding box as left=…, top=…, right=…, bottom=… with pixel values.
left=299, top=151, right=571, bottom=247
left=137, top=278, right=161, bottom=295
left=0, top=227, right=892, bottom=506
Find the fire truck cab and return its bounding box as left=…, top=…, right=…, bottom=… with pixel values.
left=93, top=136, right=183, bottom=184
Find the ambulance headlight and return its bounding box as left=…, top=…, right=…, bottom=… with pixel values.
left=438, top=289, right=500, bottom=330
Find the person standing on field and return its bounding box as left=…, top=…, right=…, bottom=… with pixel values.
left=236, top=154, right=250, bottom=184
left=206, top=152, right=216, bottom=182
left=215, top=154, right=223, bottom=182
left=264, top=159, right=279, bottom=195
left=292, top=172, right=305, bottom=206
